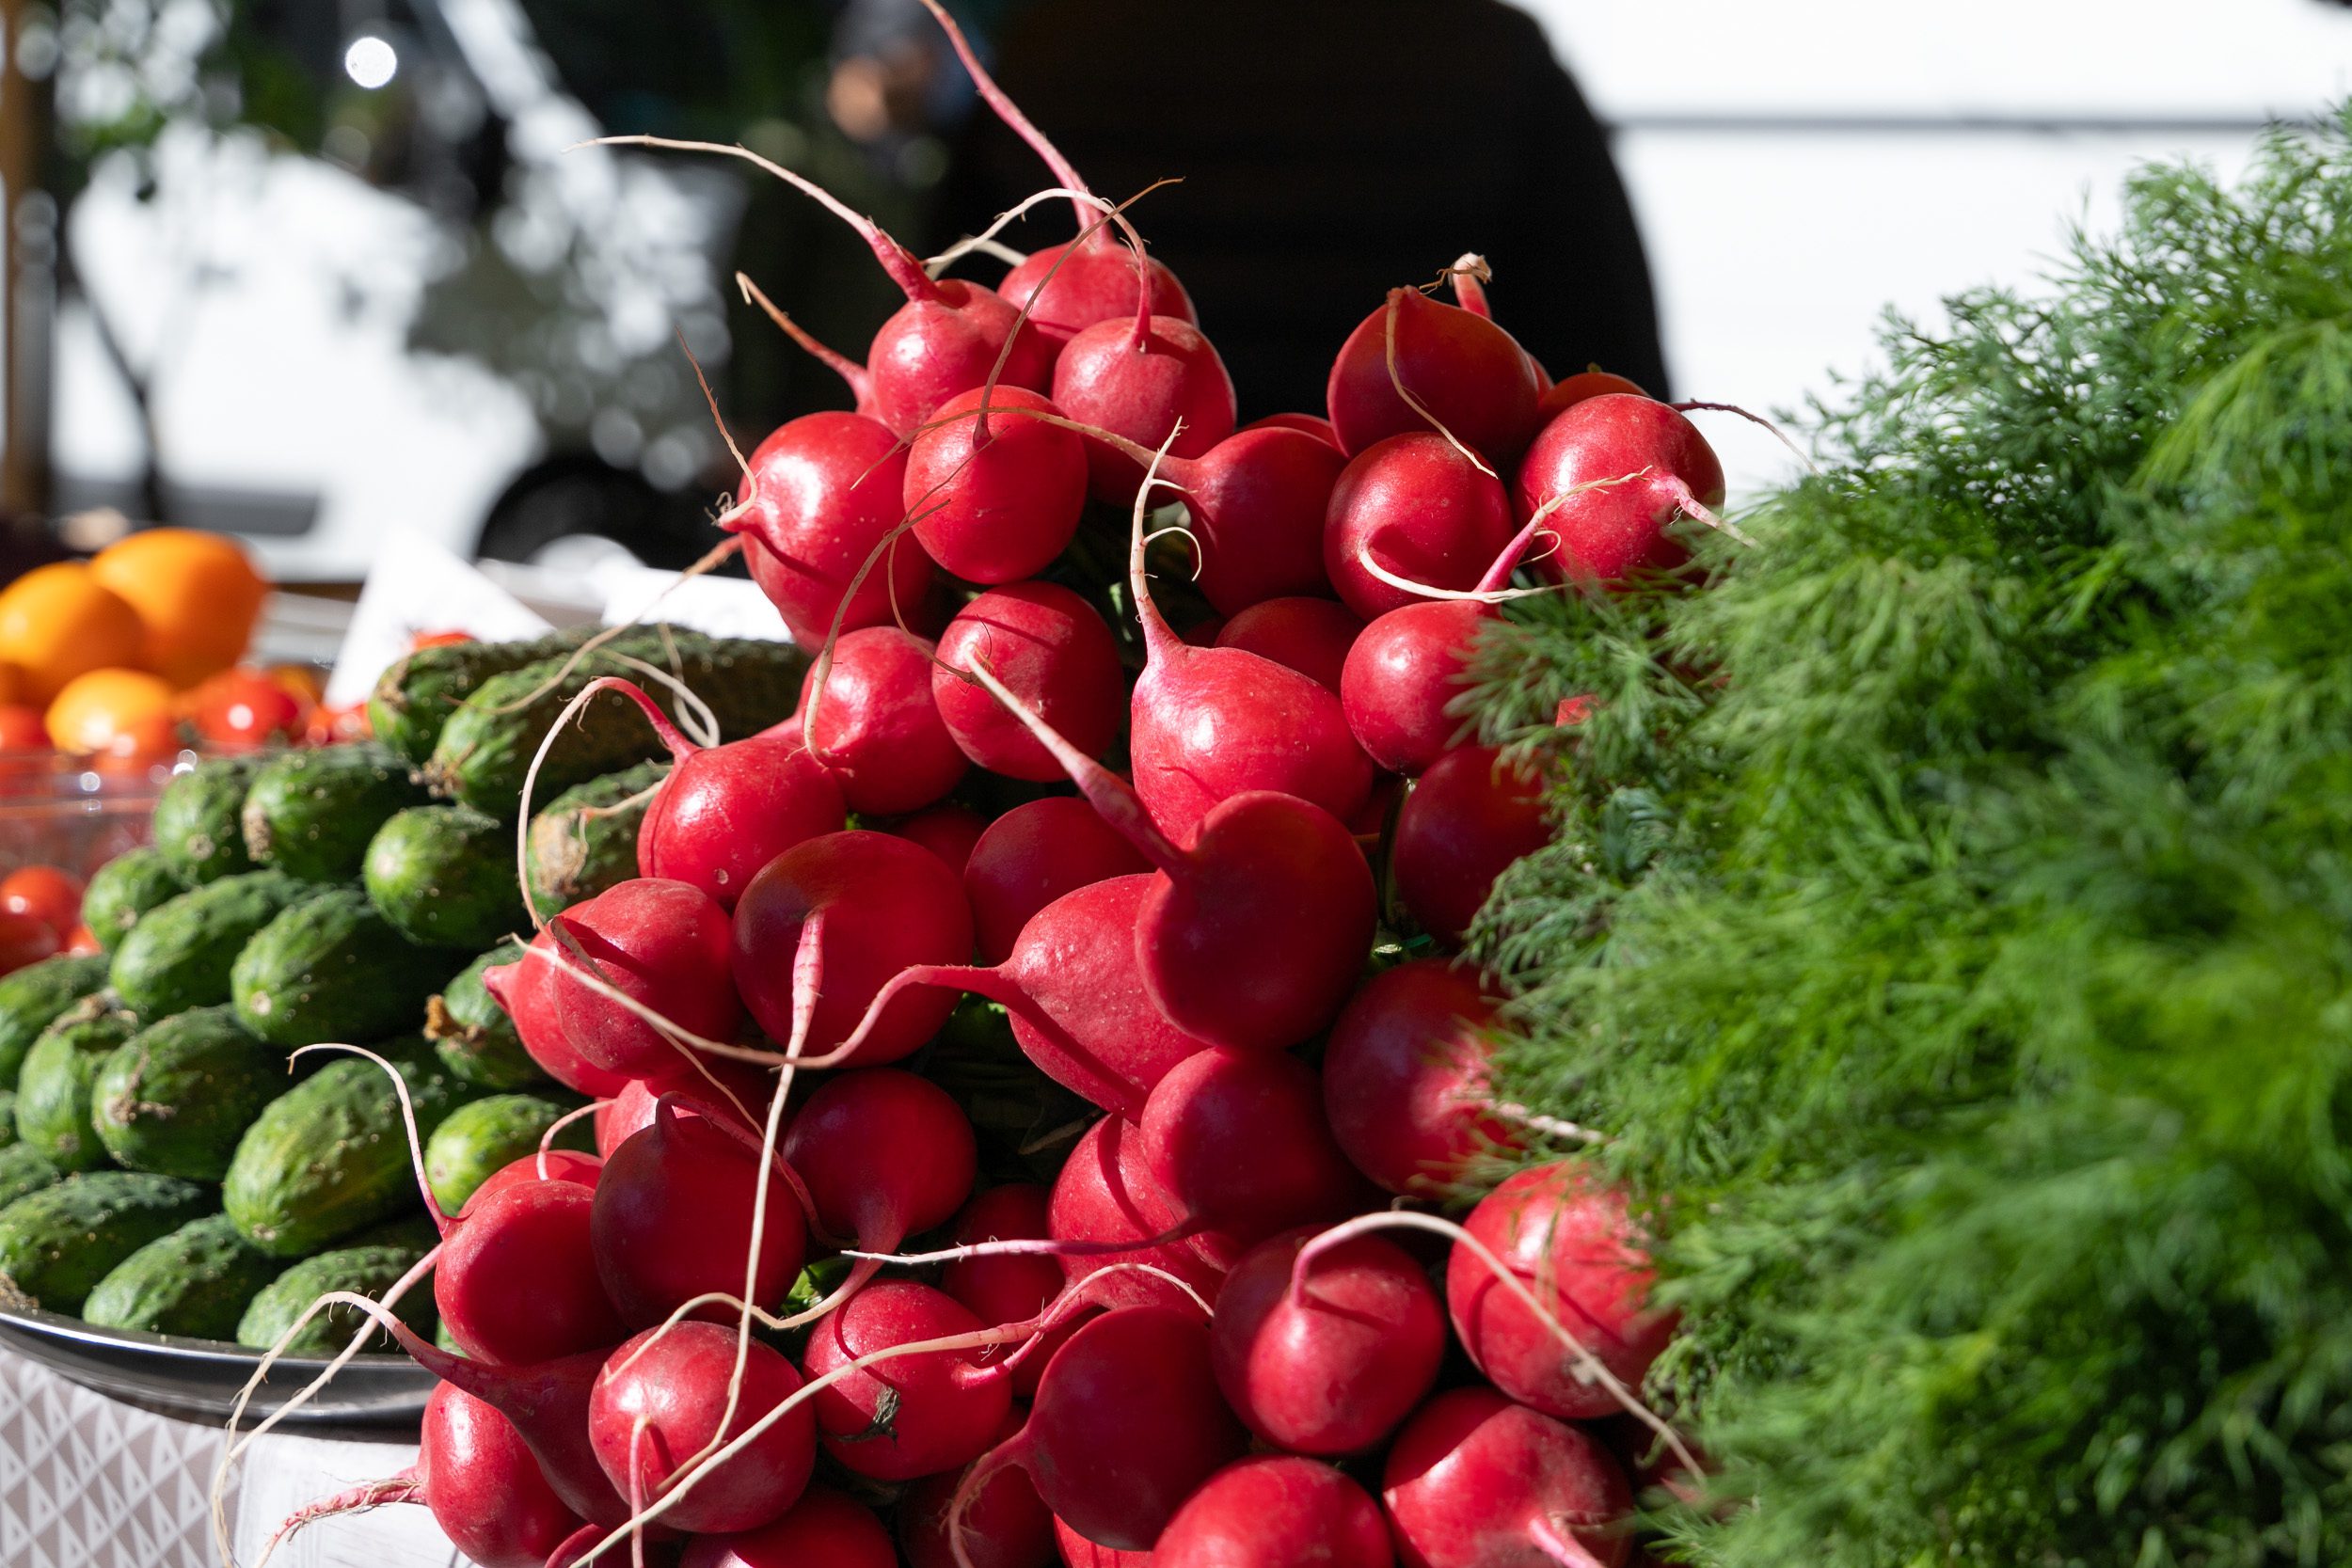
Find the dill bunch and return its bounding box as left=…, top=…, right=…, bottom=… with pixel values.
left=1467, top=110, right=2352, bottom=1567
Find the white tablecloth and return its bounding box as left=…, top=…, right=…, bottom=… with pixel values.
left=0, top=1348, right=466, bottom=1568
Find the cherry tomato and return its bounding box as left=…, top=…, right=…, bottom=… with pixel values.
left=0, top=910, right=60, bottom=975
left=0, top=705, right=50, bottom=752
left=63, top=924, right=101, bottom=956
left=1, top=865, right=84, bottom=935
left=267, top=664, right=326, bottom=707
left=409, top=629, right=474, bottom=651
left=94, top=712, right=184, bottom=778
left=193, top=670, right=305, bottom=749
left=303, top=701, right=372, bottom=747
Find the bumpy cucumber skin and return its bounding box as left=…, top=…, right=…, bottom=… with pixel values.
left=369, top=629, right=591, bottom=768
left=222, top=1040, right=473, bottom=1257
left=427, top=633, right=802, bottom=819
left=0, top=1089, right=12, bottom=1148
left=0, top=1171, right=213, bottom=1314
left=0, top=954, right=110, bottom=1088
left=79, top=848, right=184, bottom=956
left=91, top=1006, right=286, bottom=1180
left=236, top=1243, right=437, bottom=1354
left=230, top=888, right=467, bottom=1050
left=109, top=872, right=308, bottom=1022
left=421, top=1092, right=590, bottom=1213
left=82, top=1212, right=281, bottom=1339
left=13, top=997, right=139, bottom=1172
left=241, top=743, right=429, bottom=883
left=363, top=804, right=527, bottom=950
left=151, top=755, right=266, bottom=885
left=0, top=1145, right=61, bottom=1209
left=424, top=942, right=544, bottom=1089
left=524, top=760, right=667, bottom=921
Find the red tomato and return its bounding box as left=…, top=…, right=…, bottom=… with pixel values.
left=193, top=670, right=306, bottom=748
left=0, top=910, right=60, bottom=974
left=95, top=713, right=184, bottom=777
left=1, top=865, right=84, bottom=935
left=304, top=701, right=372, bottom=747
left=409, top=630, right=474, bottom=651
left=63, top=924, right=101, bottom=956
left=0, top=704, right=49, bottom=752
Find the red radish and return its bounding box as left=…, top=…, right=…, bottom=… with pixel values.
left=961, top=664, right=1377, bottom=1053
left=784, top=1068, right=977, bottom=1271
left=1209, top=1228, right=1444, bottom=1455
left=421, top=1382, right=586, bottom=1568
left=1152, top=1457, right=1393, bottom=1568
left=900, top=1419, right=1057, bottom=1568
left=1321, top=960, right=1520, bottom=1195
left=1339, top=601, right=1485, bottom=775
left=898, top=802, right=990, bottom=875
left=579, top=682, right=843, bottom=910
left=485, top=934, right=634, bottom=1098
left=738, top=276, right=880, bottom=420
left=1180, top=613, right=1224, bottom=647
left=932, top=582, right=1125, bottom=781
left=1324, top=434, right=1517, bottom=620
left=591, top=1100, right=808, bottom=1329
left=1514, top=394, right=1727, bottom=582
left=1050, top=298, right=1236, bottom=502
left=943, top=1185, right=1075, bottom=1397
left=1120, top=455, right=1371, bottom=847
left=1381, top=1386, right=1634, bottom=1568
left=1444, top=254, right=1552, bottom=399
left=905, top=387, right=1089, bottom=583
left=1053, top=1518, right=1152, bottom=1566
left=1244, top=412, right=1339, bottom=447
left=589, top=1321, right=816, bottom=1533
left=964, top=798, right=1149, bottom=965
left=1214, top=597, right=1362, bottom=696
left=1446, top=1162, right=1676, bottom=1421
left=596, top=1061, right=772, bottom=1158
left=803, top=627, right=970, bottom=816
left=730, top=412, right=935, bottom=652
left=1537, top=369, right=1647, bottom=422
left=821, top=875, right=1214, bottom=1121
left=683, top=1485, right=897, bottom=1568
left=1392, top=746, right=1552, bottom=943
left=1326, top=286, right=1541, bottom=463
left=802, top=1280, right=1012, bottom=1480
left=1168, top=425, right=1352, bottom=618
left=1049, top=1115, right=1226, bottom=1310
left=539, top=879, right=742, bottom=1079
left=464, top=1148, right=605, bottom=1213
left=437, top=1177, right=625, bottom=1365
left=960, top=1307, right=1246, bottom=1553
left=731, top=830, right=973, bottom=1065
left=1137, top=1048, right=1372, bottom=1255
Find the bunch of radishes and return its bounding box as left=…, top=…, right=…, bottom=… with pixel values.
left=237, top=8, right=1741, bottom=1565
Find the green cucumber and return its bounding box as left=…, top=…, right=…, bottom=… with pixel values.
left=109, top=871, right=309, bottom=1022
left=79, top=848, right=184, bottom=955
left=0, top=1145, right=61, bottom=1209
left=91, top=1006, right=286, bottom=1180
left=363, top=805, right=527, bottom=949
left=230, top=888, right=467, bottom=1050
left=241, top=743, right=429, bottom=883
left=421, top=1092, right=590, bottom=1212
left=424, top=942, right=544, bottom=1089
left=0, top=1171, right=212, bottom=1313
left=368, top=629, right=591, bottom=768
left=13, top=996, right=138, bottom=1171
left=0, top=1088, right=12, bottom=1148
left=237, top=1243, right=437, bottom=1354
left=82, top=1213, right=281, bottom=1339
left=0, top=954, right=110, bottom=1088
left=151, top=754, right=266, bottom=885
left=525, top=760, right=666, bottom=920
left=222, top=1038, right=473, bottom=1256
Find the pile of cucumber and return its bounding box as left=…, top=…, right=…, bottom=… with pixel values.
left=0, top=628, right=801, bottom=1354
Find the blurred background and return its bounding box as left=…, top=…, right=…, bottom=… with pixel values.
left=0, top=0, right=2344, bottom=592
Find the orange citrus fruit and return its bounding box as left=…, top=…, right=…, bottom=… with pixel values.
left=0, top=563, right=148, bottom=705
left=45, top=667, right=177, bottom=753
left=87, top=529, right=270, bottom=688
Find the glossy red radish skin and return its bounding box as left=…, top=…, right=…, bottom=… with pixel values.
left=1005, top=238, right=1196, bottom=345
left=784, top=1069, right=978, bottom=1258
left=803, top=628, right=970, bottom=816
left=731, top=831, right=974, bottom=1066
left=595, top=1061, right=771, bottom=1157
left=1322, top=960, right=1520, bottom=1194
left=1514, top=394, right=1726, bottom=582
left=964, top=798, right=1150, bottom=965
left=1049, top=1115, right=1228, bottom=1309
left=1381, top=1386, right=1635, bottom=1568
left=1244, top=412, right=1339, bottom=447
left=590, top=1101, right=808, bottom=1329
left=682, top=1485, right=897, bottom=1568
left=1392, top=746, right=1553, bottom=943
left=485, top=934, right=635, bottom=1098
left=1210, top=1229, right=1445, bottom=1455
left=933, top=582, right=1125, bottom=781
left=897, top=803, right=990, bottom=876
left=944, top=1184, right=1073, bottom=1398
left=803, top=1280, right=1012, bottom=1481
left=1052, top=309, right=1237, bottom=502
left=463, top=1148, right=605, bottom=1214
left=1326, top=287, right=1542, bottom=464
left=899, top=1403, right=1057, bottom=1568
left=1153, top=1456, right=1393, bottom=1568
left=544, top=878, right=742, bottom=1079
left=1341, top=600, right=1486, bottom=775
left=589, top=1321, right=816, bottom=1533
left=1052, top=1517, right=1152, bottom=1566
left=1324, top=434, right=1518, bottom=620
left=1214, top=597, right=1362, bottom=697
left=437, top=1178, right=624, bottom=1365
left=1447, top=1162, right=1677, bottom=1421
left=905, top=387, right=1090, bottom=583
left=419, top=1382, right=585, bottom=1568
left=1538, top=369, right=1648, bottom=422
left=1139, top=1048, right=1372, bottom=1254
left=731, top=412, right=934, bottom=652
left=869, top=273, right=1057, bottom=438
left=1173, top=427, right=1349, bottom=619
